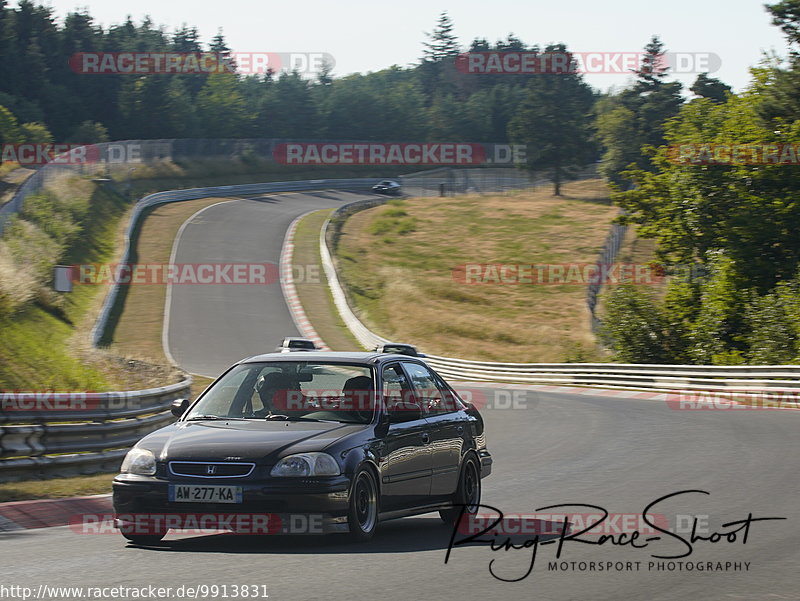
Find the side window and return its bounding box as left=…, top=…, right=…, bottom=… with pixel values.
left=382, top=364, right=409, bottom=406
left=402, top=362, right=456, bottom=416
left=382, top=364, right=420, bottom=422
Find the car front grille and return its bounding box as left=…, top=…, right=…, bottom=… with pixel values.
left=168, top=461, right=255, bottom=478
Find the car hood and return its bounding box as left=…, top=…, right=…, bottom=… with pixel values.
left=138, top=419, right=367, bottom=463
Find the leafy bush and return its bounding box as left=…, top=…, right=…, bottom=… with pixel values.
left=600, top=285, right=688, bottom=363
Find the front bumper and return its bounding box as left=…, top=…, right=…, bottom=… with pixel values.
left=112, top=474, right=353, bottom=535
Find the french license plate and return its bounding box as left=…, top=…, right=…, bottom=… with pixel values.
left=169, top=485, right=242, bottom=504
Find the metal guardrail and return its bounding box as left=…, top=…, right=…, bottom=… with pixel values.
left=0, top=380, right=190, bottom=482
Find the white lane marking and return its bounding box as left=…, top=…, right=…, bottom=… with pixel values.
left=162, top=199, right=237, bottom=371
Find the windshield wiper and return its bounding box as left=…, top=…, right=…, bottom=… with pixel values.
left=186, top=415, right=246, bottom=421
left=264, top=414, right=334, bottom=423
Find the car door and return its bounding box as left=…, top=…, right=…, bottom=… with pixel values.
left=378, top=363, right=433, bottom=508
left=402, top=361, right=465, bottom=497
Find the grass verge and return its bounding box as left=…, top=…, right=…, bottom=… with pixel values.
left=291, top=209, right=362, bottom=351
left=335, top=178, right=618, bottom=362
left=0, top=473, right=114, bottom=503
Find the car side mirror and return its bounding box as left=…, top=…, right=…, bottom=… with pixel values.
left=388, top=400, right=423, bottom=423
left=171, top=398, right=190, bottom=418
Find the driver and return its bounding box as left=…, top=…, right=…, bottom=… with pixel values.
left=254, top=372, right=300, bottom=416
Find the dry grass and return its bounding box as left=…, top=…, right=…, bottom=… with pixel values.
left=336, top=179, right=619, bottom=362
left=106, top=196, right=233, bottom=398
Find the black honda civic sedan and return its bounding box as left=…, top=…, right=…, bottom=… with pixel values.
left=113, top=352, right=491, bottom=544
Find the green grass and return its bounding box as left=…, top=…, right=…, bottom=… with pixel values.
left=0, top=473, right=114, bottom=502
left=0, top=183, right=127, bottom=390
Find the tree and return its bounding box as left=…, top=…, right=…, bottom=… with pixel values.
left=745, top=286, right=798, bottom=364
left=256, top=71, right=317, bottom=138
left=0, top=104, right=21, bottom=148
left=419, top=12, right=462, bottom=100
left=765, top=0, right=800, bottom=46
left=19, top=121, right=52, bottom=143
left=196, top=73, right=251, bottom=137
left=690, top=73, right=732, bottom=103
left=615, top=90, right=800, bottom=291
left=508, top=45, right=596, bottom=195
left=600, top=285, right=687, bottom=363
left=67, top=120, right=109, bottom=143
left=422, top=12, right=459, bottom=62
left=595, top=36, right=684, bottom=185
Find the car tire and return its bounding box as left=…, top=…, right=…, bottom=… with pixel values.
left=347, top=468, right=379, bottom=542
left=440, top=456, right=481, bottom=525
left=121, top=532, right=166, bottom=545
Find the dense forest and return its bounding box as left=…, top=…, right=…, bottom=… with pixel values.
left=0, top=1, right=727, bottom=187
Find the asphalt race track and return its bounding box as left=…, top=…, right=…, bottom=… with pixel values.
left=4, top=191, right=797, bottom=601
left=165, top=190, right=373, bottom=377
left=3, top=390, right=798, bottom=600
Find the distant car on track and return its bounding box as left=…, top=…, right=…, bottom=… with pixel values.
left=372, top=180, right=402, bottom=195
left=113, top=351, right=491, bottom=544
left=375, top=342, right=425, bottom=357
left=275, top=337, right=318, bottom=353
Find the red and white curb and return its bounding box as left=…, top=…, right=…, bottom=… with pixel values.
left=279, top=212, right=330, bottom=351
left=0, top=494, right=112, bottom=532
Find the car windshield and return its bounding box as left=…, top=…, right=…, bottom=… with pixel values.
left=186, top=361, right=376, bottom=424
left=384, top=345, right=412, bottom=354
left=288, top=340, right=315, bottom=349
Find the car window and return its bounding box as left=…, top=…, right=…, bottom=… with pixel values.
left=382, top=363, right=418, bottom=417
left=402, top=362, right=459, bottom=416
left=195, top=367, right=250, bottom=416
left=186, top=362, right=374, bottom=424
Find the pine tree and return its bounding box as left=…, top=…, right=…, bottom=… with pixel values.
left=690, top=73, right=731, bottom=103
left=422, top=12, right=459, bottom=63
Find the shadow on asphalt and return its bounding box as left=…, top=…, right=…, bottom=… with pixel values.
left=242, top=196, right=281, bottom=204
left=129, top=517, right=565, bottom=555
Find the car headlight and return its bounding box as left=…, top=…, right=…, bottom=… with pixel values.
left=270, top=452, right=340, bottom=477
left=120, top=447, right=156, bottom=476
